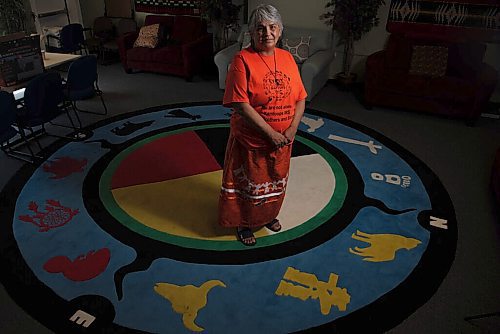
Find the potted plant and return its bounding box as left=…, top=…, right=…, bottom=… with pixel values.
left=201, top=0, right=242, bottom=51
left=320, top=0, right=385, bottom=89
left=0, top=0, right=27, bottom=36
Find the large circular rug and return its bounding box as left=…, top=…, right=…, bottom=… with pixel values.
left=0, top=102, right=457, bottom=333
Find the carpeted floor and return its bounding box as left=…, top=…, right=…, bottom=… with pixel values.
left=0, top=63, right=499, bottom=333
left=0, top=100, right=457, bottom=333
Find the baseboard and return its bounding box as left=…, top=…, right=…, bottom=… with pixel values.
left=481, top=101, right=500, bottom=119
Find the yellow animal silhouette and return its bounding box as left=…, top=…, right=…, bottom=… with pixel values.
left=154, top=279, right=226, bottom=332
left=349, top=230, right=421, bottom=262
left=275, top=267, right=350, bottom=315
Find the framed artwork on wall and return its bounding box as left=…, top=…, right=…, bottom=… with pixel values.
left=387, top=0, right=500, bottom=42
left=134, top=0, right=204, bottom=16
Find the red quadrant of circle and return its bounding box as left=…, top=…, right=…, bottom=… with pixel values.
left=111, top=131, right=222, bottom=189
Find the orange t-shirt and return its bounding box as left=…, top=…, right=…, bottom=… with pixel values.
left=223, top=47, right=307, bottom=148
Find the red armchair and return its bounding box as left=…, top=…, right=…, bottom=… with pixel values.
left=364, top=33, right=498, bottom=123
left=118, top=15, right=213, bottom=80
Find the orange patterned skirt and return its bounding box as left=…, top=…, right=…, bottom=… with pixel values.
left=218, top=132, right=292, bottom=228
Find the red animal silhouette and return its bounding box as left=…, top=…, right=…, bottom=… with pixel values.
left=43, top=248, right=111, bottom=281
left=18, top=200, right=79, bottom=232
left=43, top=157, right=87, bottom=179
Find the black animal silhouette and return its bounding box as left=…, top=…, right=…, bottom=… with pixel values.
left=111, top=120, right=155, bottom=136
left=165, top=109, right=201, bottom=120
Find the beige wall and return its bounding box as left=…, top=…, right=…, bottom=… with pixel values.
left=247, top=0, right=389, bottom=78
left=79, top=0, right=105, bottom=28
left=79, top=0, right=139, bottom=28
left=248, top=0, right=328, bottom=29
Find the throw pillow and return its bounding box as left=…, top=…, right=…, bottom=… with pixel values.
left=241, top=31, right=251, bottom=50
left=409, top=45, right=449, bottom=77
left=133, top=24, right=160, bottom=48
left=282, top=36, right=311, bottom=64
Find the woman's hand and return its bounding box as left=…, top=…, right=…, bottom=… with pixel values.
left=232, top=102, right=290, bottom=149
left=284, top=125, right=298, bottom=143
left=267, top=130, right=290, bottom=148
left=282, top=99, right=305, bottom=144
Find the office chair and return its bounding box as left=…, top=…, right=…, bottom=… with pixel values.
left=101, top=18, right=137, bottom=64
left=63, top=55, right=108, bottom=115
left=17, top=72, right=81, bottom=146
left=0, top=91, right=39, bottom=163
left=85, top=16, right=114, bottom=58
left=47, top=23, right=87, bottom=54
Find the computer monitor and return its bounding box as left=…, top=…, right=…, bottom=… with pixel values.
left=0, top=33, right=45, bottom=87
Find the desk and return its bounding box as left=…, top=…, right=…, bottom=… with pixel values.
left=43, top=52, right=81, bottom=69
left=1, top=52, right=81, bottom=97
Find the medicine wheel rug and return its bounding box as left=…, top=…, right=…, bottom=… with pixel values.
left=0, top=102, right=457, bottom=333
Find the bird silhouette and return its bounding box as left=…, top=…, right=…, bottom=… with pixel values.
left=301, top=115, right=324, bottom=133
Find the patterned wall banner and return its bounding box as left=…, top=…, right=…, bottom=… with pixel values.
left=387, top=0, right=500, bottom=41
left=134, top=0, right=204, bottom=16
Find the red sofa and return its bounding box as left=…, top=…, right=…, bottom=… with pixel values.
left=118, top=15, right=213, bottom=80
left=364, top=33, right=498, bottom=123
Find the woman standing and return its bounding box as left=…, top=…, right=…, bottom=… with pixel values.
left=219, top=4, right=307, bottom=246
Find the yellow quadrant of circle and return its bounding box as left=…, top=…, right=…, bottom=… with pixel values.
left=111, top=170, right=239, bottom=240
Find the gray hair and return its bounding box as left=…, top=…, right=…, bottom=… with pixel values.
left=248, top=4, right=283, bottom=33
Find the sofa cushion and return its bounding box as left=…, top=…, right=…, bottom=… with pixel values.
left=145, top=15, right=174, bottom=29
left=133, top=24, right=161, bottom=48
left=127, top=45, right=183, bottom=65
left=409, top=45, right=448, bottom=77
left=171, top=16, right=204, bottom=44
left=427, top=76, right=476, bottom=103
left=152, top=45, right=182, bottom=64
left=241, top=31, right=251, bottom=50
left=379, top=69, right=428, bottom=93
left=447, top=42, right=486, bottom=79
left=282, top=36, right=311, bottom=63
left=385, top=34, right=412, bottom=70
left=378, top=69, right=475, bottom=103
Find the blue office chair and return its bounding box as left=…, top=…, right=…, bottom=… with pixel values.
left=64, top=55, right=108, bottom=115
left=0, top=91, right=39, bottom=163
left=47, top=23, right=87, bottom=54
left=17, top=72, right=81, bottom=144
